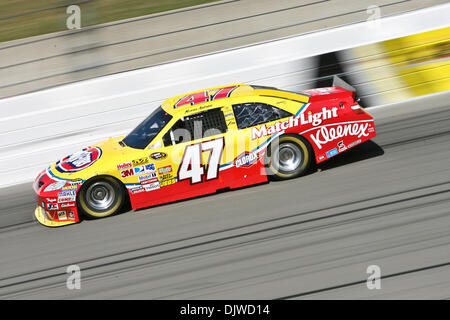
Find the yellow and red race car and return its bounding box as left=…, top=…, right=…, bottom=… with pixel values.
left=33, top=79, right=376, bottom=227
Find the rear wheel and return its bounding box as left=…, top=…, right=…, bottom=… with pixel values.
left=265, top=134, right=312, bottom=180
left=78, top=176, right=125, bottom=219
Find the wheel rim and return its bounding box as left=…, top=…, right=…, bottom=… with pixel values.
left=273, top=142, right=302, bottom=172
left=86, top=181, right=115, bottom=211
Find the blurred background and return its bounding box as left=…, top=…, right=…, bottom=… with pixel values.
left=1, top=0, right=448, bottom=99
left=0, top=0, right=450, bottom=300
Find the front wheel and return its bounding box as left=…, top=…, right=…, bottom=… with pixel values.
left=77, top=176, right=125, bottom=219
left=265, top=134, right=313, bottom=180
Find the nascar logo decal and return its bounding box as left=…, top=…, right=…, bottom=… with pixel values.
left=55, top=147, right=102, bottom=173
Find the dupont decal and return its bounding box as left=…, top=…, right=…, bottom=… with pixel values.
left=56, top=147, right=102, bottom=173
left=310, top=122, right=371, bottom=150
left=252, top=107, right=339, bottom=140
left=234, top=151, right=259, bottom=168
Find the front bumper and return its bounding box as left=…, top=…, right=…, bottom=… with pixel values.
left=34, top=206, right=78, bottom=227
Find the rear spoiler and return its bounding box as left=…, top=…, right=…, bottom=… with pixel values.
left=332, top=75, right=356, bottom=92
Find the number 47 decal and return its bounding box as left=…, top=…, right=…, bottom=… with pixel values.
left=178, top=138, right=224, bottom=184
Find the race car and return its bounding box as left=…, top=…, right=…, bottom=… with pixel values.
left=33, top=77, right=376, bottom=227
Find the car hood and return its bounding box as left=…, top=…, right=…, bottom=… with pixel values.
left=47, top=136, right=127, bottom=180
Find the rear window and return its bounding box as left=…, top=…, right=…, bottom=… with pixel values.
left=232, top=102, right=292, bottom=130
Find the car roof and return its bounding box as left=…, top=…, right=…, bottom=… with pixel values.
left=161, top=83, right=310, bottom=116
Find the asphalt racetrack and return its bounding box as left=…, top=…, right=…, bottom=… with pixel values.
left=0, top=92, right=449, bottom=299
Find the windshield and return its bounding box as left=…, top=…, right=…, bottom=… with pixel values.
left=122, top=107, right=172, bottom=149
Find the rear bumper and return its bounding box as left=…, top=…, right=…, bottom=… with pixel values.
left=34, top=206, right=78, bottom=227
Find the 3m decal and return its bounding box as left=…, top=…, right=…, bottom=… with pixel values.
left=120, top=168, right=134, bottom=178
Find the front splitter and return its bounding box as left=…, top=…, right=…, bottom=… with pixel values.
left=34, top=206, right=77, bottom=227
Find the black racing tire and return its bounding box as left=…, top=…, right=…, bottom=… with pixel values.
left=265, top=134, right=313, bottom=181
left=77, top=176, right=125, bottom=219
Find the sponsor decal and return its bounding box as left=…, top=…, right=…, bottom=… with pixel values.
left=69, top=179, right=83, bottom=186
left=68, top=211, right=75, bottom=220
left=47, top=203, right=59, bottom=210
left=234, top=151, right=259, bottom=168
left=160, top=178, right=177, bottom=187
left=326, top=148, right=338, bottom=158
left=150, top=152, right=168, bottom=160
left=310, top=122, right=370, bottom=150
left=41, top=201, right=45, bottom=208
left=46, top=198, right=56, bottom=202
left=57, top=211, right=67, bottom=221
left=61, top=203, right=75, bottom=208
left=117, top=162, right=132, bottom=171
left=338, top=141, right=347, bottom=152
left=158, top=165, right=172, bottom=174
left=252, top=107, right=339, bottom=140
left=120, top=168, right=134, bottom=178
left=134, top=164, right=156, bottom=175
left=55, top=147, right=102, bottom=173
left=138, top=173, right=158, bottom=184
left=347, top=139, right=362, bottom=148
left=58, top=190, right=76, bottom=203
left=130, top=187, right=145, bottom=194
left=62, top=185, right=78, bottom=191
left=159, top=173, right=173, bottom=181
left=143, top=182, right=160, bottom=192
left=132, top=157, right=149, bottom=166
